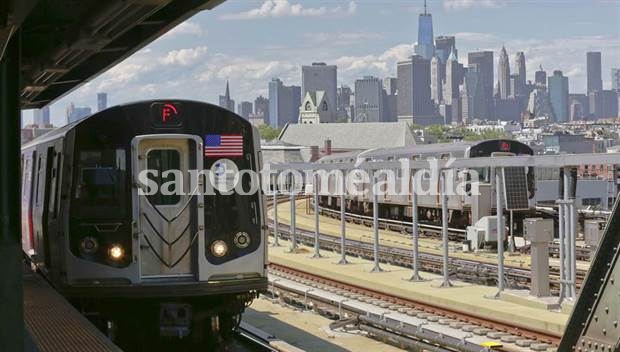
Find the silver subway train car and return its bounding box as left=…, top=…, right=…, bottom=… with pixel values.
left=21, top=100, right=267, bottom=348
left=317, top=139, right=535, bottom=230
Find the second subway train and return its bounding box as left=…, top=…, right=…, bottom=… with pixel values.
left=316, top=139, right=536, bottom=230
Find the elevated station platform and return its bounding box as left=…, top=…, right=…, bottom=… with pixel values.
left=272, top=200, right=591, bottom=273
left=23, top=268, right=120, bottom=352
left=268, top=240, right=569, bottom=340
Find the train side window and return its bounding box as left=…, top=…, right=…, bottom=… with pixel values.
left=147, top=149, right=181, bottom=205
left=35, top=156, right=42, bottom=205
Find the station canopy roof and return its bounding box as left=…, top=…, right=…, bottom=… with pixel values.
left=0, top=0, right=224, bottom=109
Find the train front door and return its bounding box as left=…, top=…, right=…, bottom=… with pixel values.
left=133, top=135, right=204, bottom=278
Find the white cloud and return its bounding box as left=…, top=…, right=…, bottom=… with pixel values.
left=454, top=32, right=498, bottom=42
left=444, top=0, right=505, bottom=11
left=220, top=0, right=356, bottom=20
left=164, top=21, right=204, bottom=36
left=305, top=31, right=383, bottom=45
left=159, top=46, right=208, bottom=66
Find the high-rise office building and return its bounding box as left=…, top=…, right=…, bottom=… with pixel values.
left=548, top=70, right=569, bottom=122
left=497, top=46, right=511, bottom=100
left=301, top=62, right=337, bottom=122
left=414, top=0, right=434, bottom=60
left=434, top=36, right=456, bottom=64
left=237, top=101, right=253, bottom=119
left=397, top=55, right=434, bottom=124
left=336, top=85, right=353, bottom=120
left=354, top=76, right=385, bottom=123
left=535, top=65, right=547, bottom=86
left=430, top=55, right=442, bottom=104
left=219, top=80, right=235, bottom=112
left=514, top=52, right=526, bottom=96
left=66, top=103, right=92, bottom=124
left=97, top=92, right=107, bottom=111
left=611, top=68, right=620, bottom=91
left=462, top=64, right=487, bottom=122
left=254, top=95, right=269, bottom=123
left=33, top=106, right=50, bottom=126
left=444, top=47, right=462, bottom=104
left=587, top=52, right=603, bottom=94
left=569, top=94, right=588, bottom=121
left=589, top=89, right=619, bottom=119
left=383, top=77, right=397, bottom=96
left=269, top=78, right=301, bottom=128
left=468, top=51, right=494, bottom=118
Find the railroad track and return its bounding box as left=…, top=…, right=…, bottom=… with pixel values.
left=268, top=221, right=585, bottom=293
left=317, top=206, right=592, bottom=261
left=268, top=263, right=560, bottom=351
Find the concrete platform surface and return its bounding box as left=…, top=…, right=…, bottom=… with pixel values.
left=23, top=268, right=120, bottom=352
left=268, top=239, right=569, bottom=338
left=245, top=297, right=405, bottom=352
left=272, top=200, right=591, bottom=273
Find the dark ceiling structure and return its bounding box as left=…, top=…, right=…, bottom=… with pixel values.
left=1, top=0, right=224, bottom=109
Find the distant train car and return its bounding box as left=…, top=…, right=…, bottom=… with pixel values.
left=317, top=139, right=535, bottom=230
left=21, top=100, right=267, bottom=346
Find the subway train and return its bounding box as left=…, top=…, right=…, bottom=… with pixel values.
left=21, top=100, right=267, bottom=347
left=317, top=139, right=536, bottom=231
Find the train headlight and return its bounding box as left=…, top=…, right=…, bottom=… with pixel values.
left=108, top=244, right=125, bottom=261
left=211, top=240, right=228, bottom=257
left=233, top=232, right=251, bottom=248
left=80, top=237, right=99, bottom=255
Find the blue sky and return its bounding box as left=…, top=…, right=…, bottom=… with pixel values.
left=24, top=0, right=620, bottom=126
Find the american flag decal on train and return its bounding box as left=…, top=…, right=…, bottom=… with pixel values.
left=204, top=134, right=243, bottom=157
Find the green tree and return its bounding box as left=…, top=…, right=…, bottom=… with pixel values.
left=258, top=124, right=282, bottom=141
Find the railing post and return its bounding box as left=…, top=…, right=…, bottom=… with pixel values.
left=271, top=189, right=280, bottom=247
left=338, top=190, right=349, bottom=264
left=371, top=170, right=383, bottom=272
left=311, top=173, right=321, bottom=258
left=439, top=171, right=452, bottom=287
left=409, top=191, right=423, bottom=281
left=289, top=188, right=297, bottom=252
left=495, top=168, right=505, bottom=295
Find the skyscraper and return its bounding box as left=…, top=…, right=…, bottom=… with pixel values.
left=444, top=47, right=462, bottom=103
left=434, top=36, right=456, bottom=64
left=97, top=92, right=107, bottom=111
left=548, top=70, right=569, bottom=122
left=301, top=62, right=337, bottom=122
left=237, top=101, right=253, bottom=119
left=462, top=64, right=487, bottom=122
left=468, top=51, right=494, bottom=118
left=269, top=78, right=301, bottom=128
left=337, top=85, right=353, bottom=120
left=587, top=52, right=602, bottom=94
left=33, top=106, right=50, bottom=126
left=383, top=77, right=397, bottom=95
left=254, top=95, right=269, bottom=123
left=515, top=51, right=526, bottom=95
left=430, top=55, right=442, bottom=104
left=611, top=68, right=620, bottom=91
left=66, top=103, right=92, bottom=124
left=535, top=65, right=547, bottom=86
left=397, top=55, right=434, bottom=124
left=219, top=80, right=235, bottom=112
left=354, top=76, right=385, bottom=123
left=497, top=46, right=511, bottom=100
left=414, top=0, right=434, bottom=60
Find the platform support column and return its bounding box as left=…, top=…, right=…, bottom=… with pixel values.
left=495, top=169, right=505, bottom=295
left=439, top=171, right=452, bottom=287
left=371, top=171, right=383, bottom=273
left=289, top=187, right=297, bottom=252
left=409, top=191, right=423, bottom=281
left=564, top=168, right=577, bottom=299
left=272, top=189, right=280, bottom=247
left=311, top=173, right=321, bottom=258
left=509, top=210, right=515, bottom=253
left=0, top=31, right=24, bottom=351
left=338, top=191, right=349, bottom=264
left=557, top=196, right=566, bottom=303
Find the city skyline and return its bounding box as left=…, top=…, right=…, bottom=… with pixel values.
left=21, top=0, right=620, bottom=126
